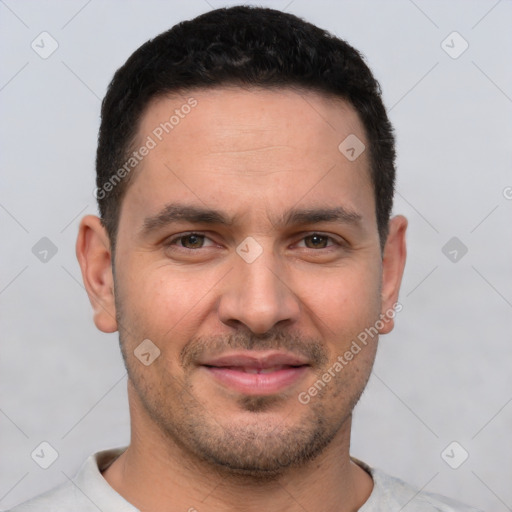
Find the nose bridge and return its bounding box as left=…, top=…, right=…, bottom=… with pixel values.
left=243, top=254, right=282, bottom=304
left=218, top=240, right=300, bottom=333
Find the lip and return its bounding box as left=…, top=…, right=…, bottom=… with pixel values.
left=199, top=351, right=310, bottom=396
left=200, top=351, right=310, bottom=369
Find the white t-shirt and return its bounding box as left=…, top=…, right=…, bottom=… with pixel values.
left=7, top=447, right=481, bottom=512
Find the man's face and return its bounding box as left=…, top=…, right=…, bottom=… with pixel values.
left=109, top=87, right=395, bottom=474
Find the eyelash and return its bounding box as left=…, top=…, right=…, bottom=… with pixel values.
left=164, top=232, right=342, bottom=251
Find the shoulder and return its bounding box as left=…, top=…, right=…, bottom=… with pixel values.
left=354, top=459, right=483, bottom=512
left=6, top=481, right=84, bottom=512
left=6, top=447, right=130, bottom=512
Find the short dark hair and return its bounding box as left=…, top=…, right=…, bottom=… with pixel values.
left=96, top=5, right=396, bottom=251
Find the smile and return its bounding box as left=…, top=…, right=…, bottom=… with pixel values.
left=199, top=351, right=310, bottom=395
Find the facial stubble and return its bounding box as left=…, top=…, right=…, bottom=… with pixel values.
left=115, top=296, right=377, bottom=479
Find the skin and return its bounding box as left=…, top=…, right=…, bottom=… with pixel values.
left=76, top=87, right=407, bottom=512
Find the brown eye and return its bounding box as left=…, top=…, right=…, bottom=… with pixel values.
left=303, top=234, right=330, bottom=249
left=178, top=234, right=205, bottom=249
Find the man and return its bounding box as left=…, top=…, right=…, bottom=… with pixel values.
left=10, top=6, right=479, bottom=512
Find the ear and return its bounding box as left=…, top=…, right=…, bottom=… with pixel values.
left=379, top=215, right=407, bottom=335
left=76, top=215, right=118, bottom=333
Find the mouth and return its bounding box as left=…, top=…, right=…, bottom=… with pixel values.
left=198, top=351, right=310, bottom=395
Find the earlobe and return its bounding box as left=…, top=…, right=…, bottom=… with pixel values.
left=76, top=215, right=118, bottom=333
left=379, top=215, right=407, bottom=335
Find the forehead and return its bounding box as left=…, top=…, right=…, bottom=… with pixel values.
left=139, top=86, right=366, bottom=160
left=121, top=86, right=375, bottom=229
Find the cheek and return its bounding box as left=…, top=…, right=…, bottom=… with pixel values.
left=115, top=259, right=218, bottom=346
left=300, top=268, right=381, bottom=403
left=296, top=259, right=382, bottom=339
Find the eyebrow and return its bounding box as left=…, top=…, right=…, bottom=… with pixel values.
left=281, top=206, right=362, bottom=227
left=141, top=203, right=362, bottom=235
left=142, top=204, right=233, bottom=234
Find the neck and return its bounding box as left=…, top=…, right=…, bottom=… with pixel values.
left=102, top=389, right=373, bottom=512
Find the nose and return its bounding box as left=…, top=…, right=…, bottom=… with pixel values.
left=217, top=249, right=301, bottom=335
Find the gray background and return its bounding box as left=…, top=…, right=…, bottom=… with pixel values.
left=1, top=0, right=511, bottom=510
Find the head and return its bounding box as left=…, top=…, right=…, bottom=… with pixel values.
left=78, top=6, right=406, bottom=477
